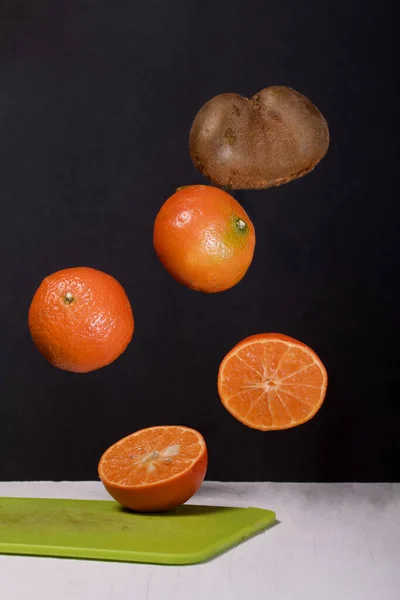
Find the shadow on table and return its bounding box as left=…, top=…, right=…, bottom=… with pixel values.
left=193, top=482, right=249, bottom=499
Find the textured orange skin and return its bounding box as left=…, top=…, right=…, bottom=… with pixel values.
left=28, top=267, right=134, bottom=373
left=98, top=426, right=208, bottom=513
left=153, top=185, right=255, bottom=293
left=218, top=333, right=328, bottom=430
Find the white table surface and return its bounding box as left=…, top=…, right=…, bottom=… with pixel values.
left=0, top=481, right=399, bottom=600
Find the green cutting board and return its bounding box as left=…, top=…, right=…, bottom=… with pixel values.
left=0, top=497, right=276, bottom=565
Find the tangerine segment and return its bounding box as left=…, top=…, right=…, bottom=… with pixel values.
left=218, top=333, right=328, bottom=431
left=98, top=426, right=208, bottom=512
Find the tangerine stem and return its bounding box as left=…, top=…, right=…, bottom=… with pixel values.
left=63, top=292, right=74, bottom=304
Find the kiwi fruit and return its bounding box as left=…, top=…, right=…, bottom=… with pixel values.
left=189, top=86, right=329, bottom=189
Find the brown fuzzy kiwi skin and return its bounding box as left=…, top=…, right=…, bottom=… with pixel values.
left=189, top=86, right=330, bottom=190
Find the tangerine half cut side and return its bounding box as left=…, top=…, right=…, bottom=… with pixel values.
left=98, top=425, right=208, bottom=512
left=218, top=333, right=328, bottom=431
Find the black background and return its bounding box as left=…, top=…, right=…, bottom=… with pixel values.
left=0, top=0, right=398, bottom=482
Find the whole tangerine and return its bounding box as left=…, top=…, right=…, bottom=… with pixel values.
left=28, top=266, right=134, bottom=373
left=153, top=185, right=256, bottom=293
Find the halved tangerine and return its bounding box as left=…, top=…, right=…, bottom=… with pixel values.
left=218, top=333, right=328, bottom=430
left=98, top=425, right=208, bottom=512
